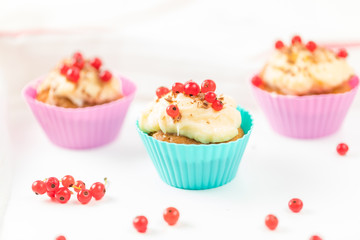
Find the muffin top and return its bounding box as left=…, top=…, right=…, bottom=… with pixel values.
left=139, top=80, right=242, bottom=144
left=260, top=36, right=354, bottom=95
left=36, top=52, right=122, bottom=107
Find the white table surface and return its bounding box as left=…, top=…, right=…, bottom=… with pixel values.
left=1, top=100, right=359, bottom=240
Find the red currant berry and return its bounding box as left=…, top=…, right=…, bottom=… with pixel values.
left=306, top=41, right=317, bottom=52
left=73, top=52, right=83, bottom=60
left=288, top=198, right=303, bottom=213
left=265, top=214, right=278, bottom=230
left=204, top=91, right=217, bottom=103
left=133, top=216, right=148, bottom=233
left=90, top=182, right=106, bottom=200
left=251, top=75, right=262, bottom=87
left=212, top=100, right=223, bottom=111
left=275, top=40, right=284, bottom=49
left=184, top=81, right=200, bottom=96
left=47, top=190, right=56, bottom=198
left=45, top=177, right=60, bottom=192
left=32, top=180, right=47, bottom=195
left=163, top=207, right=180, bottom=226
left=99, top=70, right=112, bottom=82
left=73, top=180, right=85, bottom=193
left=66, top=67, right=80, bottom=83
left=201, top=79, right=216, bottom=93
left=55, top=187, right=71, bottom=204
left=59, top=64, right=69, bottom=76
left=291, top=35, right=302, bottom=45
left=156, top=86, right=170, bottom=98
left=309, top=235, right=322, bottom=240
left=166, top=105, right=180, bottom=118
left=337, top=49, right=348, bottom=58
left=77, top=189, right=92, bottom=204
left=172, top=82, right=184, bottom=94
left=56, top=235, right=66, bottom=240
left=61, top=175, right=75, bottom=188
left=90, top=57, right=102, bottom=70
left=72, top=57, right=85, bottom=70
left=336, top=143, right=349, bottom=156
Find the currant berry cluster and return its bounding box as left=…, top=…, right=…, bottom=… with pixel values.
left=59, top=52, right=113, bottom=84
left=31, top=175, right=107, bottom=204
left=133, top=207, right=180, bottom=233
left=275, top=35, right=348, bottom=58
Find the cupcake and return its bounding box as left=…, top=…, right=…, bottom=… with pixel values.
left=137, top=80, right=253, bottom=190
left=252, top=36, right=359, bottom=139
left=23, top=52, right=136, bottom=149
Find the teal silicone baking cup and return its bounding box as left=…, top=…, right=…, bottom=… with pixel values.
left=136, top=106, right=253, bottom=190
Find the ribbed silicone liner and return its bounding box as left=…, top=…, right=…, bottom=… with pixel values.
left=137, top=107, right=253, bottom=190
left=23, top=75, right=136, bottom=149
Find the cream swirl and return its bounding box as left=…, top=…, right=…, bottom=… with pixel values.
left=261, top=45, right=354, bottom=95
left=139, top=92, right=241, bottom=143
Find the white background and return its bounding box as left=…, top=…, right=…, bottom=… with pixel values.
left=0, top=0, right=360, bottom=239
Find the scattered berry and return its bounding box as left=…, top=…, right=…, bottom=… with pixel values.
left=77, top=189, right=92, bottom=204
left=288, top=198, right=303, bottom=213
left=55, top=187, right=71, bottom=204
left=156, top=86, right=170, bottom=98
left=275, top=40, right=284, bottom=49
left=47, top=190, right=56, bottom=198
left=166, top=105, right=180, bottom=118
left=66, top=67, right=80, bottom=83
left=73, top=52, right=83, bottom=60
left=90, top=57, right=102, bottom=70
left=184, top=81, right=200, bottom=96
left=55, top=235, right=66, bottom=240
left=73, top=180, right=86, bottom=193
left=90, top=182, right=106, bottom=200
left=306, top=41, right=317, bottom=52
left=204, top=91, right=217, bottom=103
left=265, top=214, right=278, bottom=230
left=99, top=70, right=112, bottom=82
left=337, top=143, right=349, bottom=156
left=337, top=49, right=348, bottom=58
left=172, top=82, right=185, bottom=94
left=45, top=177, right=60, bottom=192
left=163, top=207, right=180, bottom=226
left=72, top=57, right=85, bottom=70
left=349, top=75, right=359, bottom=88
left=212, top=100, right=223, bottom=111
left=291, top=35, right=302, bottom=45
left=133, top=216, right=148, bottom=233
left=201, top=79, right=216, bottom=93
left=59, top=64, right=69, bottom=76
left=310, top=235, right=322, bottom=240
left=32, top=180, right=47, bottom=195
left=61, top=175, right=75, bottom=188
left=251, top=75, right=262, bottom=87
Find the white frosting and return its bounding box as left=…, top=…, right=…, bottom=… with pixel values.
left=261, top=46, right=354, bottom=95
left=139, top=92, right=241, bottom=144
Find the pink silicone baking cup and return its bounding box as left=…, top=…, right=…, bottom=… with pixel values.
left=251, top=76, right=359, bottom=139
left=23, top=75, right=136, bottom=149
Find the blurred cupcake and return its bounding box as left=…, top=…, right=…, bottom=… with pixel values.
left=23, top=52, right=136, bottom=149
left=252, top=36, right=359, bottom=139
left=137, top=80, right=253, bottom=190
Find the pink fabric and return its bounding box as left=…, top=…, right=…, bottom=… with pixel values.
left=23, top=75, right=136, bottom=149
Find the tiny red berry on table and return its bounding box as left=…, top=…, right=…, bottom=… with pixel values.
left=184, top=81, right=200, bottom=96
left=337, top=49, right=348, bottom=58
left=47, top=190, right=56, bottom=198
left=265, top=214, right=278, bottom=230
left=77, top=189, right=92, bottom=204
left=156, top=86, right=170, bottom=98
left=275, top=40, right=284, bottom=49
left=90, top=182, right=106, bottom=200
left=166, top=105, right=180, bottom=118
left=291, top=35, right=302, bottom=45
left=172, top=82, right=184, bottom=93
left=56, top=235, right=66, bottom=240
left=72, top=57, right=85, bottom=70
left=201, top=79, right=216, bottom=93
left=337, top=143, right=349, bottom=156
left=288, top=198, right=303, bottom=213
left=60, top=64, right=69, bottom=76
left=212, top=100, right=223, bottom=111
left=99, top=70, right=112, bottom=82
left=73, top=180, right=85, bottom=193
left=73, top=52, right=83, bottom=60
left=32, top=180, right=47, bottom=195
left=66, top=67, right=80, bottom=83
left=163, top=207, right=180, bottom=226
left=133, top=216, right=148, bottom=233
left=55, top=187, right=71, bottom=204
left=46, top=177, right=60, bottom=192
left=251, top=75, right=262, bottom=87
left=204, top=91, right=217, bottom=103
left=306, top=41, right=317, bottom=52
left=90, top=57, right=102, bottom=70
left=61, top=175, right=75, bottom=188
left=309, top=235, right=322, bottom=240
